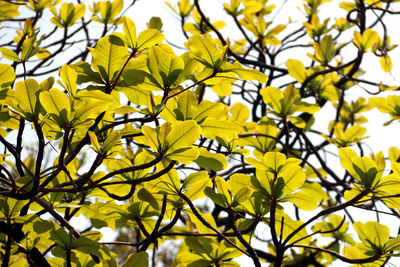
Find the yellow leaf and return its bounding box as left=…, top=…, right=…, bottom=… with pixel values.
left=136, top=29, right=165, bottom=52
left=177, top=90, right=198, bottom=120
left=188, top=35, right=225, bottom=69
left=232, top=186, right=253, bottom=207
left=354, top=221, right=390, bottom=249
left=200, top=117, right=241, bottom=140
left=264, top=151, right=286, bottom=173
left=156, top=159, right=180, bottom=192
left=274, top=211, right=311, bottom=245
left=280, top=164, right=306, bottom=195
left=284, top=190, right=318, bottom=210
left=352, top=156, right=378, bottom=186
left=88, top=131, right=100, bottom=152
left=102, top=131, right=122, bottom=153
left=389, top=147, right=400, bottom=163
left=361, top=29, right=379, bottom=51
left=140, top=126, right=159, bottom=152
left=90, top=34, right=128, bottom=83
left=230, top=102, right=249, bottom=122
left=288, top=116, right=306, bottom=128
left=0, top=48, right=20, bottom=62
left=192, top=101, right=225, bottom=122
left=286, top=59, right=307, bottom=83
left=353, top=29, right=379, bottom=51
left=339, top=147, right=357, bottom=176
left=260, top=86, right=283, bottom=113
left=215, top=176, right=231, bottom=204
left=167, top=146, right=199, bottom=164
left=0, top=64, right=15, bottom=88
left=14, top=79, right=41, bottom=119
left=227, top=173, right=252, bottom=196
left=39, top=88, right=71, bottom=125
left=165, top=120, right=201, bottom=152
left=183, top=171, right=212, bottom=201
left=123, top=17, right=137, bottom=49
left=59, top=64, right=77, bottom=96
left=223, top=61, right=268, bottom=83
left=380, top=55, right=392, bottom=73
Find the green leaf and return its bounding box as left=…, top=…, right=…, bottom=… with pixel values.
left=148, top=16, right=163, bottom=30
left=352, top=156, right=378, bottom=186
left=50, top=227, right=71, bottom=247
left=123, top=252, right=149, bottom=267
left=33, top=220, right=55, bottom=234
left=137, top=188, right=159, bottom=210
left=0, top=198, right=29, bottom=218
left=185, top=237, right=212, bottom=255
left=194, top=147, right=228, bottom=171
left=72, top=61, right=104, bottom=84
left=204, top=187, right=228, bottom=207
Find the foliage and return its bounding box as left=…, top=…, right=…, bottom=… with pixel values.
left=0, top=0, right=400, bottom=266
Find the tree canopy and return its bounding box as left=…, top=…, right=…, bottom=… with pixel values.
left=1, top=0, right=400, bottom=266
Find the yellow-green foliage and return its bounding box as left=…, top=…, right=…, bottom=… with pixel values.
left=0, top=0, right=400, bottom=266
